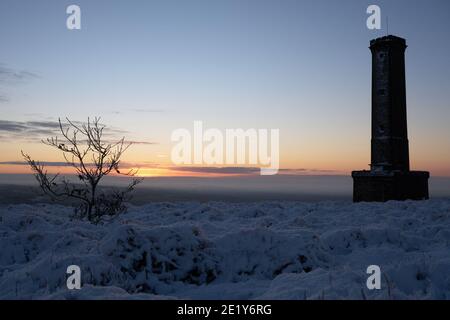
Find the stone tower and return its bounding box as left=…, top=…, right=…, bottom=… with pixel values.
left=352, top=35, right=429, bottom=202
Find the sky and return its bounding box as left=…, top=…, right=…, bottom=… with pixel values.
left=0, top=0, right=449, bottom=177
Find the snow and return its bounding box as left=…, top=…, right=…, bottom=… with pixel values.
left=1, top=200, right=450, bottom=299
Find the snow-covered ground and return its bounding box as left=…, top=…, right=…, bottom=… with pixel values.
left=1, top=200, right=450, bottom=300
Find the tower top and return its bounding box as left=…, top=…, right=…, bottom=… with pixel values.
left=370, top=35, right=407, bottom=50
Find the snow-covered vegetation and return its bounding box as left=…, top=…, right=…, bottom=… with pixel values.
left=1, top=200, right=449, bottom=299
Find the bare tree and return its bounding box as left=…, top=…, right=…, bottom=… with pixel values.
left=22, top=117, right=142, bottom=223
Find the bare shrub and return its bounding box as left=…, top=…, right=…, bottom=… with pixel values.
left=22, top=117, right=142, bottom=223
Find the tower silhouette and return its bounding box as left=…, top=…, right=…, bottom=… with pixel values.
left=352, top=35, right=429, bottom=202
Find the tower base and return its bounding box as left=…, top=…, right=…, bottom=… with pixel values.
left=351, top=170, right=429, bottom=202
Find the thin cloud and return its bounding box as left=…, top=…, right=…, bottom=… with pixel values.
left=0, top=161, right=340, bottom=176
left=0, top=120, right=28, bottom=132
left=169, top=166, right=341, bottom=175
left=0, top=65, right=39, bottom=83
left=170, top=166, right=261, bottom=175
left=119, top=161, right=161, bottom=169
left=0, top=64, right=40, bottom=103
left=0, top=95, right=9, bottom=103
left=124, top=140, right=158, bottom=145
left=0, top=160, right=161, bottom=169
left=25, top=121, right=62, bottom=129
left=0, top=120, right=67, bottom=133
left=0, top=119, right=157, bottom=145
left=0, top=161, right=71, bottom=167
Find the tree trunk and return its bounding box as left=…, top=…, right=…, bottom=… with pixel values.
left=88, top=184, right=97, bottom=222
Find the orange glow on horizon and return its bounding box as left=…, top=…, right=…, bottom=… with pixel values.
left=0, top=164, right=279, bottom=178
left=1, top=163, right=450, bottom=177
